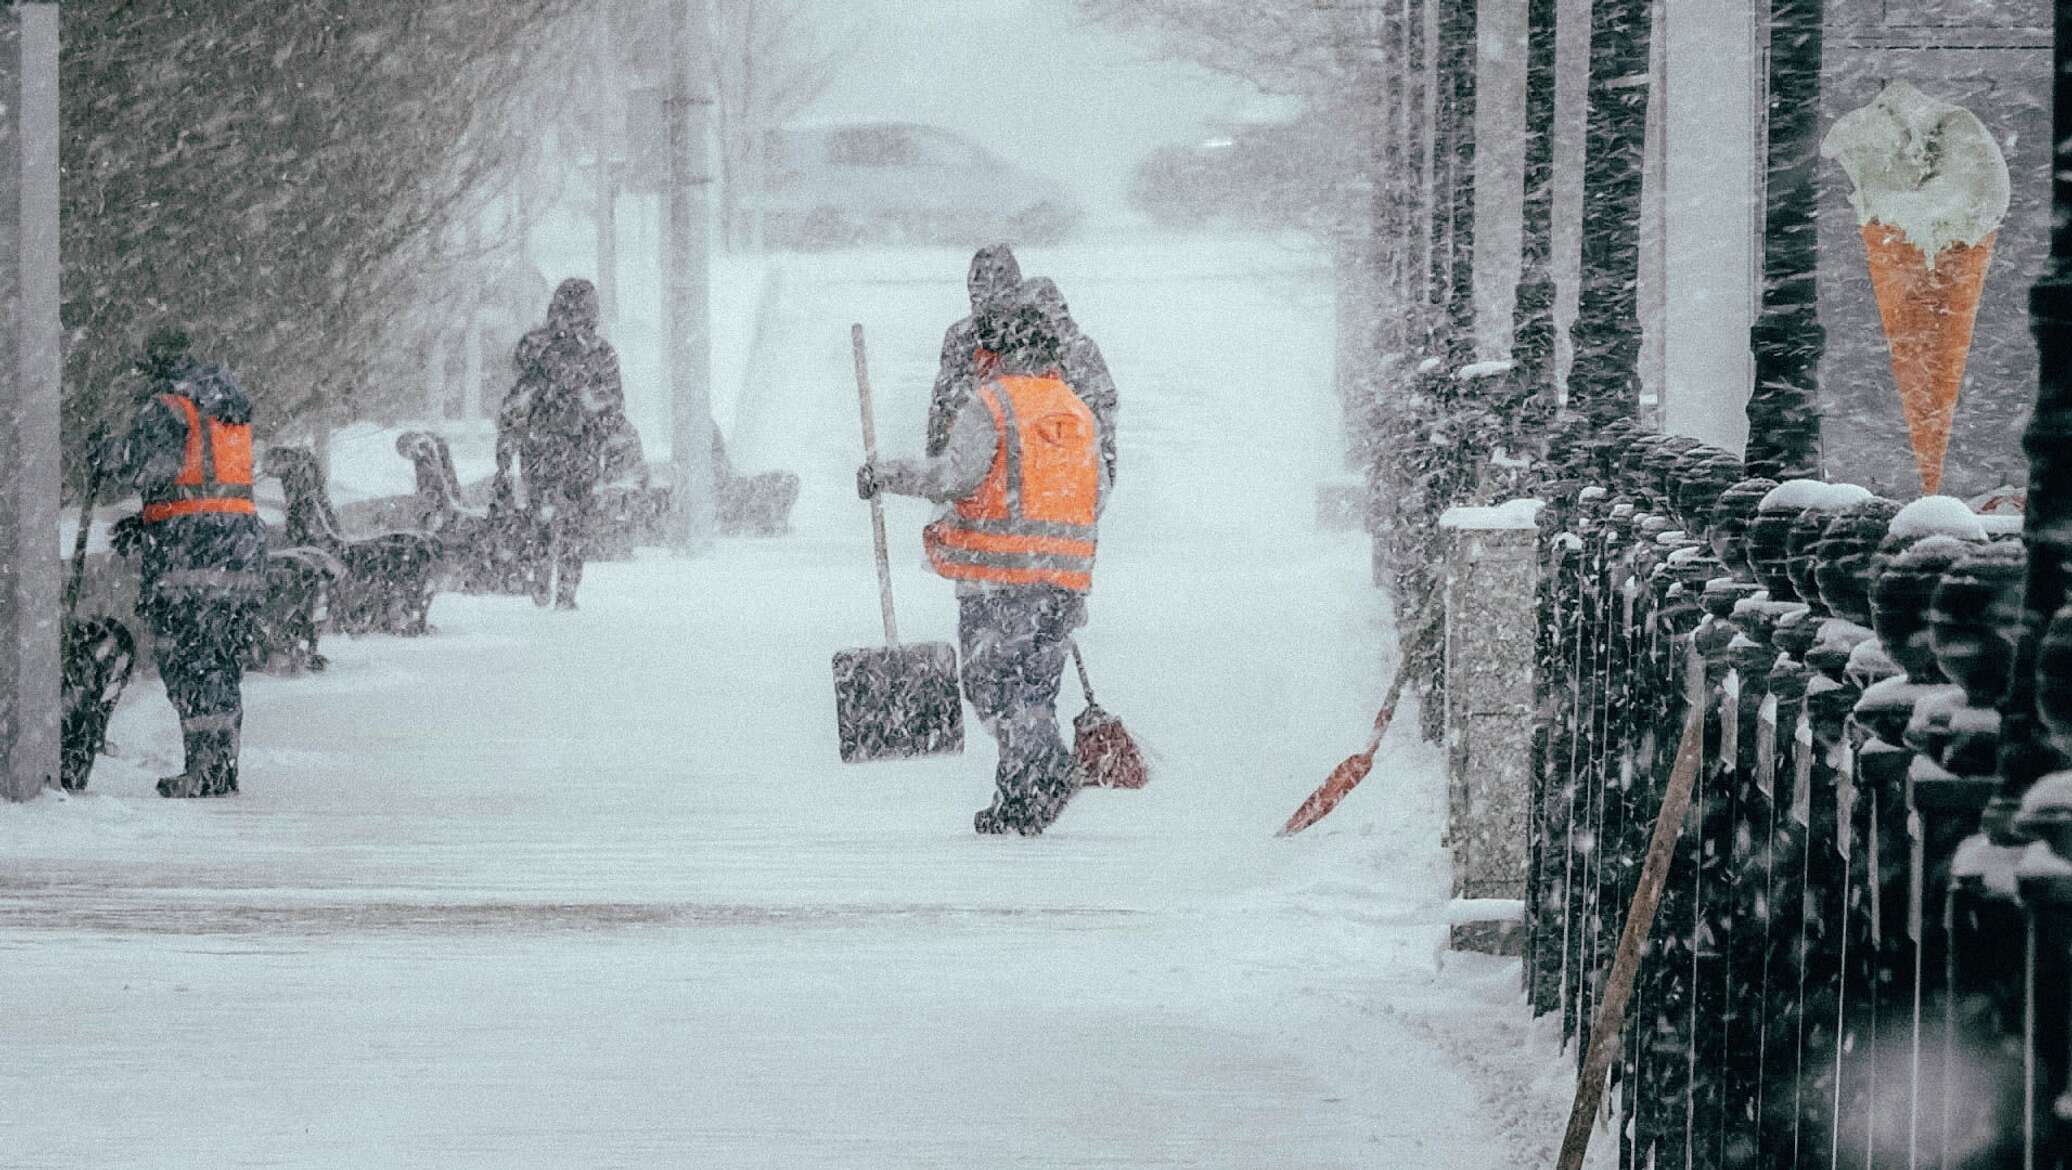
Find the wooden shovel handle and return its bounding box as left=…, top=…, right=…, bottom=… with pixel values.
left=64, top=429, right=110, bottom=619
left=851, top=324, right=898, bottom=645
left=1555, top=703, right=1707, bottom=1170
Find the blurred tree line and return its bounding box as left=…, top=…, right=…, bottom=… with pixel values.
left=59, top=0, right=579, bottom=483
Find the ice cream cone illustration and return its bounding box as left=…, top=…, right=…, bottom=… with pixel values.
left=1858, top=223, right=1994, bottom=494
left=1823, top=81, right=2012, bottom=495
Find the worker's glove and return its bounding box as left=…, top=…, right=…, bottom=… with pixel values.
left=856, top=462, right=880, bottom=501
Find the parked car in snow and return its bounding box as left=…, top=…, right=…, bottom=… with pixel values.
left=1129, top=119, right=1347, bottom=231
left=755, top=123, right=1082, bottom=250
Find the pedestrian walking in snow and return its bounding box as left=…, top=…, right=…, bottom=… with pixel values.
left=498, top=277, right=624, bottom=610
left=101, top=328, right=267, bottom=797
left=860, top=302, right=1108, bottom=834
left=1020, top=276, right=1119, bottom=488
left=926, top=242, right=1024, bottom=459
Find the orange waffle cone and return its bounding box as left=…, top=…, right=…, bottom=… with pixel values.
left=1860, top=223, right=1997, bottom=495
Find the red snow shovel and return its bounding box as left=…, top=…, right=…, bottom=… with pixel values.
left=831, top=324, right=965, bottom=764
left=1069, top=642, right=1148, bottom=789
left=1276, top=661, right=1410, bottom=836
left=1278, top=608, right=1441, bottom=836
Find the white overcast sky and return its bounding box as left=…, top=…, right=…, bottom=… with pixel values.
left=801, top=0, right=1287, bottom=215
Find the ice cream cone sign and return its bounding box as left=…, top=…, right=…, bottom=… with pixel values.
left=1822, top=81, right=2012, bottom=495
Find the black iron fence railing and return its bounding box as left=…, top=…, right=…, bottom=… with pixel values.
left=1516, top=429, right=2067, bottom=1169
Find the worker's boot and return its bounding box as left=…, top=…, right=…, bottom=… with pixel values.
left=156, top=731, right=208, bottom=798
left=530, top=564, right=554, bottom=608
left=202, top=729, right=240, bottom=797
left=1024, top=759, right=1082, bottom=834
left=973, top=788, right=1031, bottom=835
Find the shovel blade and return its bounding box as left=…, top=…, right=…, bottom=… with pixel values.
left=832, top=642, right=965, bottom=763
left=1278, top=750, right=1377, bottom=836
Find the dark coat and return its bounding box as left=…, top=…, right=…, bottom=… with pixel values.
left=501, top=284, right=624, bottom=495
left=105, top=359, right=267, bottom=613
left=927, top=317, right=1119, bottom=484
left=927, top=315, right=986, bottom=459
left=1058, top=330, right=1118, bottom=485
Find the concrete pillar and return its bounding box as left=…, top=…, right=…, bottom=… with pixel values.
left=664, top=0, right=715, bottom=551
left=461, top=219, right=484, bottom=420
left=1440, top=501, right=1542, bottom=952
left=1660, top=0, right=1761, bottom=452
left=0, top=5, right=62, bottom=802
left=424, top=327, right=450, bottom=421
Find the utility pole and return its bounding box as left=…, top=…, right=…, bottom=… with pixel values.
left=665, top=0, right=716, bottom=551
left=1, top=4, right=62, bottom=801
left=461, top=216, right=484, bottom=419
left=595, top=0, right=620, bottom=331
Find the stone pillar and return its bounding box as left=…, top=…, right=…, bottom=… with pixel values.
left=1441, top=500, right=1543, bottom=952
left=0, top=5, right=61, bottom=802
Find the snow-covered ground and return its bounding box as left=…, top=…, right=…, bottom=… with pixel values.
left=2, top=234, right=1584, bottom=1167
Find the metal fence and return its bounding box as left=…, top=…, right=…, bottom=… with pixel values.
left=1518, top=425, right=2071, bottom=1169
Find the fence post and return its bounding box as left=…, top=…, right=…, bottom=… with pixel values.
left=1442, top=501, right=1544, bottom=954
left=0, top=5, right=62, bottom=803
left=1870, top=523, right=1996, bottom=1163
left=1680, top=476, right=1772, bottom=1170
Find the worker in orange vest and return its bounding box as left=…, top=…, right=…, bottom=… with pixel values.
left=859, top=302, right=1107, bottom=835
left=101, top=328, right=268, bottom=797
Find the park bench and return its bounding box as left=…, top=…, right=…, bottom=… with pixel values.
left=264, top=446, right=438, bottom=635
left=394, top=430, right=534, bottom=593
left=712, top=428, right=798, bottom=538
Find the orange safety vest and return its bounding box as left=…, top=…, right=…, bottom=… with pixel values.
left=140, top=391, right=257, bottom=524
left=925, top=375, right=1099, bottom=592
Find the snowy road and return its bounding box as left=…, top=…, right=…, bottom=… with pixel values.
left=2, top=236, right=1551, bottom=1167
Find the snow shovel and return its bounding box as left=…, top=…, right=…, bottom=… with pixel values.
left=60, top=430, right=138, bottom=792
left=831, top=323, right=964, bottom=764
left=1277, top=607, right=1439, bottom=836
left=1276, top=661, right=1409, bottom=836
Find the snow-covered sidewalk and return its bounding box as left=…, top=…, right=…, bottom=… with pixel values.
left=1, top=236, right=1569, bottom=1167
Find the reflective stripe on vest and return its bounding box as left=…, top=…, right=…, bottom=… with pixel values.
left=925, top=376, right=1098, bottom=592
left=141, top=392, right=258, bottom=523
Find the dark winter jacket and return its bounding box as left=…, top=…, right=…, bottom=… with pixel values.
left=1063, top=333, right=1117, bottom=484
left=927, top=315, right=988, bottom=459
left=931, top=275, right=1120, bottom=484
left=500, top=279, right=624, bottom=494
left=1043, top=293, right=1118, bottom=488
left=104, top=358, right=267, bottom=612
